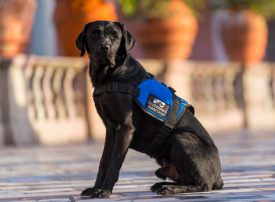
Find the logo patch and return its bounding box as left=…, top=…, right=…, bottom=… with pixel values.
left=145, top=94, right=170, bottom=118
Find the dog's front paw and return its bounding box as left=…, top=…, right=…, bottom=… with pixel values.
left=87, top=189, right=111, bottom=198
left=156, top=185, right=174, bottom=195
left=81, top=187, right=96, bottom=196
left=151, top=182, right=164, bottom=192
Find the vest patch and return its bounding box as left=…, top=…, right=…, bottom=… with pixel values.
left=135, top=78, right=188, bottom=122
left=145, top=94, right=170, bottom=118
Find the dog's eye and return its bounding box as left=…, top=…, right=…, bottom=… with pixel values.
left=91, top=33, right=96, bottom=37
left=112, top=33, right=118, bottom=39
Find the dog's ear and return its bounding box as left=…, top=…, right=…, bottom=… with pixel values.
left=76, top=23, right=90, bottom=57
left=115, top=22, right=136, bottom=58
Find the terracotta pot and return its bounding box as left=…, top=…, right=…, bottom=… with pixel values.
left=221, top=9, right=268, bottom=64
left=54, top=0, right=118, bottom=57
left=136, top=0, right=198, bottom=60
left=0, top=0, right=37, bottom=57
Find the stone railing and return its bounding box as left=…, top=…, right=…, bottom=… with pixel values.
left=139, top=60, right=245, bottom=133
left=0, top=55, right=89, bottom=145
left=164, top=61, right=275, bottom=132
left=1, top=55, right=275, bottom=145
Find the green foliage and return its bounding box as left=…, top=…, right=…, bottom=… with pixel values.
left=117, top=0, right=205, bottom=19
left=118, top=0, right=136, bottom=18
left=210, top=0, right=275, bottom=19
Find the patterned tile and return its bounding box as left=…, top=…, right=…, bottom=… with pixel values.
left=0, top=130, right=274, bottom=201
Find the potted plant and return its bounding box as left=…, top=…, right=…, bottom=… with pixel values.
left=54, top=0, right=118, bottom=57
left=211, top=0, right=275, bottom=64
left=117, top=0, right=205, bottom=60
left=0, top=0, right=37, bottom=57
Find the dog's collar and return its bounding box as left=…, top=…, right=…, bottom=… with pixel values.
left=93, top=81, right=140, bottom=97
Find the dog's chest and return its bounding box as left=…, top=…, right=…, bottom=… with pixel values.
left=93, top=92, right=136, bottom=129
left=93, top=92, right=165, bottom=150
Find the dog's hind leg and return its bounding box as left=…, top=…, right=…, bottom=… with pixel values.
left=151, top=159, right=181, bottom=192
left=155, top=132, right=220, bottom=195
left=151, top=158, right=178, bottom=192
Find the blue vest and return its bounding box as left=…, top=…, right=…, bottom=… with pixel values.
left=93, top=78, right=191, bottom=153
left=135, top=79, right=188, bottom=122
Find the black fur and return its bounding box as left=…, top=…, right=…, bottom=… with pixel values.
left=76, top=21, right=223, bottom=198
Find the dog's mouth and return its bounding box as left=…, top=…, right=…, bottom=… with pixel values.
left=96, top=55, right=116, bottom=68
left=98, top=57, right=109, bottom=64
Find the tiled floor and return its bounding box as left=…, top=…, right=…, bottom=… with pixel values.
left=0, top=130, right=274, bottom=202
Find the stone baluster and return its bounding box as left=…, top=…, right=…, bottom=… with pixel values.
left=52, top=67, right=67, bottom=119
left=63, top=68, right=77, bottom=118
left=224, top=68, right=238, bottom=109
left=203, top=69, right=216, bottom=113
left=32, top=65, right=46, bottom=121
left=42, top=65, right=56, bottom=119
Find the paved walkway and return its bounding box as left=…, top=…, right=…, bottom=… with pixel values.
left=0, top=130, right=274, bottom=202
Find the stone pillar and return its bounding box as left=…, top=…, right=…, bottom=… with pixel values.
left=0, top=59, right=13, bottom=145
left=243, top=64, right=275, bottom=129
left=165, top=61, right=193, bottom=102
left=0, top=55, right=37, bottom=146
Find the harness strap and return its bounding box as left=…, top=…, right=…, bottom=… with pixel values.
left=93, top=80, right=183, bottom=154
left=93, top=81, right=140, bottom=97
left=142, top=93, right=181, bottom=153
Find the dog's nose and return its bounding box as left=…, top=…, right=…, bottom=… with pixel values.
left=98, top=44, right=111, bottom=52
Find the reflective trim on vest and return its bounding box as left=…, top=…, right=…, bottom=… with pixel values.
left=136, top=79, right=188, bottom=121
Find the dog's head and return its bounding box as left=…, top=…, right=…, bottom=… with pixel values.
left=76, top=21, right=135, bottom=68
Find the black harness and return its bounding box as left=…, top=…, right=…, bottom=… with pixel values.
left=93, top=81, right=186, bottom=153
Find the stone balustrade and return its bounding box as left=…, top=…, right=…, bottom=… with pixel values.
left=0, top=55, right=89, bottom=145
left=0, top=55, right=274, bottom=145
left=164, top=61, right=245, bottom=133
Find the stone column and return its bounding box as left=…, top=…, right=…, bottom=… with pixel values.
left=0, top=55, right=37, bottom=146
left=243, top=63, right=275, bottom=129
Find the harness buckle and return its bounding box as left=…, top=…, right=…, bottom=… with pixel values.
left=156, top=126, right=172, bottom=141
left=108, top=81, right=118, bottom=92
left=181, top=100, right=187, bottom=105
left=162, top=125, right=172, bottom=133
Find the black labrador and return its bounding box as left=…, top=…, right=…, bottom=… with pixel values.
left=76, top=21, right=223, bottom=198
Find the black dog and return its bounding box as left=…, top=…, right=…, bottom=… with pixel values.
left=76, top=21, right=223, bottom=198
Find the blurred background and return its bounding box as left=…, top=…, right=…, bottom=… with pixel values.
left=0, top=0, right=275, bottom=146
